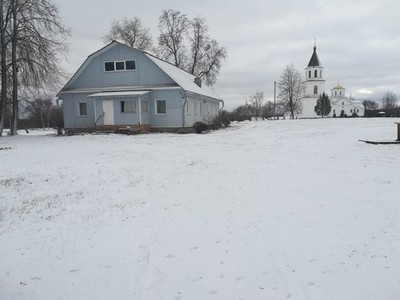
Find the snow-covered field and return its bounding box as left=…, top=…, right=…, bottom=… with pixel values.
left=1, top=118, right=399, bottom=300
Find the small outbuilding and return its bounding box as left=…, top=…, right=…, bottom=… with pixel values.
left=57, top=41, right=223, bottom=132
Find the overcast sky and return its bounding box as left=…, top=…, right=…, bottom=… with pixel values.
left=54, top=0, right=400, bottom=110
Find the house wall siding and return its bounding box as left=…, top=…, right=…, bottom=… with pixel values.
left=68, top=44, right=175, bottom=90
left=94, top=94, right=151, bottom=126
left=150, top=89, right=183, bottom=128
left=184, top=94, right=220, bottom=126
left=62, top=93, right=95, bottom=129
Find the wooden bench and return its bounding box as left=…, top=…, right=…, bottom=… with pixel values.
left=396, top=122, right=400, bottom=141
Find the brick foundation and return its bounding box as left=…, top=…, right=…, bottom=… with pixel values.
left=96, top=124, right=152, bottom=133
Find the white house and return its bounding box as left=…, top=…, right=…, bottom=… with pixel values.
left=57, top=41, right=223, bottom=133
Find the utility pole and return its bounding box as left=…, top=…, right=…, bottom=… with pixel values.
left=273, top=81, right=276, bottom=120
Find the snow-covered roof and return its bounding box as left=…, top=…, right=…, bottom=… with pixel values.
left=58, top=41, right=222, bottom=102
left=144, top=53, right=222, bottom=101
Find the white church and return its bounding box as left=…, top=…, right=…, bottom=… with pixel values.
left=298, top=44, right=365, bottom=118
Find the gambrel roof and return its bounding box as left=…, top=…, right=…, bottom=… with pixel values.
left=58, top=41, right=222, bottom=101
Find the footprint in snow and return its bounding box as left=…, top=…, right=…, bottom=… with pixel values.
left=69, top=269, right=80, bottom=273
left=31, top=276, right=42, bottom=281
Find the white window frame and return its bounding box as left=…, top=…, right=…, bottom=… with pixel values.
left=104, top=60, right=136, bottom=72
left=125, top=60, right=136, bottom=70
left=115, top=61, right=125, bottom=71
left=78, top=102, right=88, bottom=116
left=104, top=61, right=115, bottom=72
left=121, top=100, right=136, bottom=113
left=155, top=99, right=166, bottom=115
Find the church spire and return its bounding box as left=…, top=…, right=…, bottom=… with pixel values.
left=308, top=41, right=321, bottom=67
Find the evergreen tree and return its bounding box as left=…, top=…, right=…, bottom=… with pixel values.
left=315, top=92, right=331, bottom=118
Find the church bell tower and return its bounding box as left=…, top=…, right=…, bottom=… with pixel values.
left=298, top=42, right=326, bottom=118
left=304, top=42, right=325, bottom=97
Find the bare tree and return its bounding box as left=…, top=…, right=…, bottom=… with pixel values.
left=0, top=0, right=10, bottom=136
left=277, top=64, right=304, bottom=119
left=188, top=17, right=207, bottom=75
left=158, top=9, right=189, bottom=68
left=187, top=18, right=227, bottom=86
left=103, top=17, right=153, bottom=51
left=231, top=103, right=252, bottom=121
left=362, top=100, right=379, bottom=110
left=382, top=91, right=398, bottom=109
left=158, top=10, right=227, bottom=86
left=0, top=0, right=69, bottom=136
left=25, top=97, right=53, bottom=128
left=248, top=90, right=264, bottom=120
left=261, top=101, right=275, bottom=119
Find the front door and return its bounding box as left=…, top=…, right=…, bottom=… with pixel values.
left=103, top=100, right=114, bottom=125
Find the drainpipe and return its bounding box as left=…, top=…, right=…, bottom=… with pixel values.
left=219, top=100, right=224, bottom=113
left=182, top=92, right=187, bottom=128
left=93, top=98, right=97, bottom=128
left=138, top=96, right=142, bottom=125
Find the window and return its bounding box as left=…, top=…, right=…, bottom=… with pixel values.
left=350, top=109, right=353, bottom=113
left=141, top=100, right=149, bottom=113
left=314, top=86, right=318, bottom=94
left=104, top=60, right=136, bottom=72
left=115, top=61, right=125, bottom=71
left=78, top=102, right=88, bottom=116
left=308, top=70, right=311, bottom=78
left=126, top=60, right=136, bottom=70
left=194, top=101, right=197, bottom=115
left=104, top=62, right=115, bottom=72
left=156, top=100, right=166, bottom=114
left=314, top=70, right=317, bottom=78
left=200, top=102, right=204, bottom=115
left=320, top=70, right=322, bottom=77
left=335, top=91, right=337, bottom=95
left=121, top=100, right=136, bottom=113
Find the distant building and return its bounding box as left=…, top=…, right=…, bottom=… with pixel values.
left=330, top=83, right=365, bottom=117
left=299, top=44, right=326, bottom=118
left=297, top=44, right=364, bottom=118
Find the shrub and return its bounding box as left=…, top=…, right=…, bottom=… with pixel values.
left=193, top=121, right=208, bottom=133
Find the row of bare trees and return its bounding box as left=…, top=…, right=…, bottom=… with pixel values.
left=0, top=0, right=69, bottom=136
left=238, top=64, right=398, bottom=120
left=103, top=9, right=227, bottom=87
